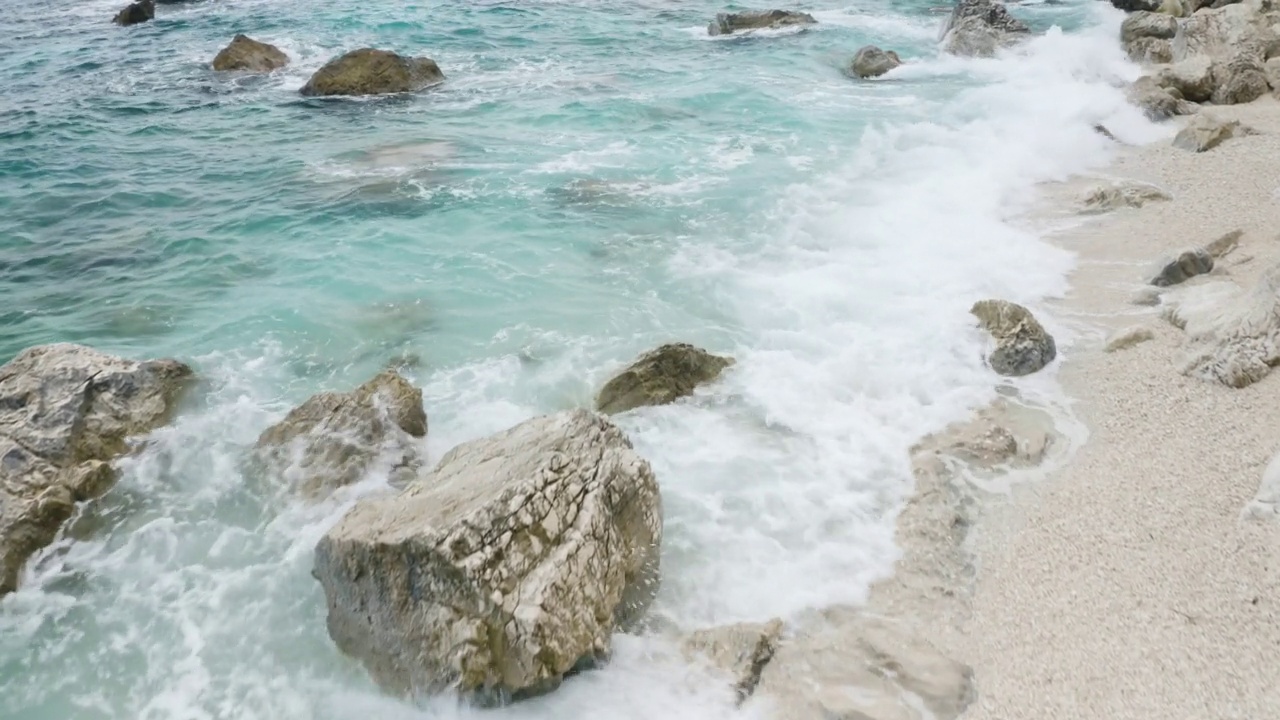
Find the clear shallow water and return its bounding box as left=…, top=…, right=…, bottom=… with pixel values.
left=2, top=1, right=1160, bottom=718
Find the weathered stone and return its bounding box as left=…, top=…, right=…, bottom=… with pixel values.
left=971, top=300, right=1056, bottom=376
left=850, top=46, right=902, bottom=78
left=1081, top=180, right=1172, bottom=213
left=1122, top=11, right=1179, bottom=44
left=1157, top=56, right=1216, bottom=103
left=1151, top=249, right=1215, bottom=287
left=595, top=343, right=734, bottom=415
left=1157, top=0, right=1193, bottom=16
left=1172, top=0, right=1280, bottom=63
left=1126, top=36, right=1174, bottom=63
left=1127, top=76, right=1196, bottom=120
left=313, top=409, right=662, bottom=703
left=1162, top=262, right=1280, bottom=387
left=683, top=619, right=784, bottom=704
left=300, top=48, right=444, bottom=97
left=113, top=0, right=154, bottom=26
left=707, top=10, right=817, bottom=36
left=754, top=612, right=974, bottom=720
left=1205, top=229, right=1244, bottom=258
left=1210, top=54, right=1270, bottom=104
left=941, top=0, right=1031, bottom=58
left=1105, top=326, right=1157, bottom=352
left=0, top=344, right=191, bottom=596
left=212, top=34, right=290, bottom=72
left=1108, top=0, right=1162, bottom=11
left=1172, top=114, right=1246, bottom=152
left=253, top=370, right=426, bottom=497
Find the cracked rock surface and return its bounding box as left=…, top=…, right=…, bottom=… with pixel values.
left=0, top=343, right=191, bottom=596
left=313, top=408, right=662, bottom=703
left=970, top=299, right=1057, bottom=376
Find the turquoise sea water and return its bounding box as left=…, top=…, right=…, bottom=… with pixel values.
left=2, top=1, right=1159, bottom=718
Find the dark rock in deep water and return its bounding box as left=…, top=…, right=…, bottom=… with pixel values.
left=595, top=343, right=735, bottom=415
left=300, top=48, right=444, bottom=97
left=113, top=0, right=155, bottom=26
left=0, top=344, right=192, bottom=596
left=707, top=9, right=817, bottom=36
left=212, top=34, right=290, bottom=72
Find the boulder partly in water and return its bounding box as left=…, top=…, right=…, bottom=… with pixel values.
left=940, top=0, right=1031, bottom=57
left=300, top=48, right=444, bottom=97
left=313, top=409, right=662, bottom=704
left=113, top=0, right=154, bottom=26
left=0, top=344, right=192, bottom=596
left=970, top=299, right=1057, bottom=376
left=212, top=34, right=290, bottom=72
left=595, top=343, right=734, bottom=415
left=850, top=45, right=903, bottom=78
left=253, top=370, right=426, bottom=498
left=707, top=9, right=817, bottom=36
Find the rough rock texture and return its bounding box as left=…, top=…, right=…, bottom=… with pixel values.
left=1127, top=76, right=1196, bottom=120
left=683, top=619, right=784, bottom=704
left=1210, top=54, right=1270, bottom=104
left=1205, top=228, right=1244, bottom=258
left=940, top=0, right=1031, bottom=58
left=707, top=10, right=817, bottom=36
left=970, top=300, right=1057, bottom=376
left=1151, top=248, right=1215, bottom=286
left=1172, top=114, right=1246, bottom=152
left=850, top=46, right=902, bottom=78
left=313, top=409, right=662, bottom=703
left=1126, top=36, right=1175, bottom=63
left=1172, top=0, right=1280, bottom=63
left=253, top=370, right=426, bottom=497
left=113, top=0, right=154, bottom=25
left=1157, top=56, right=1216, bottom=103
left=595, top=343, right=734, bottom=415
left=1081, top=180, right=1172, bottom=213
left=1122, top=11, right=1179, bottom=44
left=212, top=34, right=289, bottom=72
left=754, top=612, right=975, bottom=720
left=1105, top=326, right=1157, bottom=352
left=300, top=48, right=444, bottom=97
left=1162, top=260, right=1280, bottom=387
left=0, top=344, right=191, bottom=596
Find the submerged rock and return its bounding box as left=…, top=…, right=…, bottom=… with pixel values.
left=940, top=0, right=1031, bottom=58
left=683, top=619, right=784, bottom=704
left=1172, top=114, right=1246, bottom=152
left=212, top=34, right=290, bottom=72
left=313, top=409, right=662, bottom=703
left=970, top=299, right=1057, bottom=376
left=595, top=343, right=734, bottom=415
left=253, top=370, right=426, bottom=498
left=707, top=9, right=817, bottom=36
left=1081, top=180, right=1172, bottom=212
left=850, top=45, right=902, bottom=78
left=113, top=0, right=154, bottom=25
left=0, top=344, right=191, bottom=596
left=300, top=48, right=444, bottom=97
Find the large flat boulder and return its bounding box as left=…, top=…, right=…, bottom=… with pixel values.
left=313, top=409, right=662, bottom=704
left=971, top=300, right=1056, bottom=376
left=0, top=344, right=191, bottom=595
left=253, top=370, right=426, bottom=498
left=212, top=34, right=290, bottom=72
left=595, top=343, right=734, bottom=415
left=940, top=0, right=1031, bottom=58
left=707, top=10, right=817, bottom=36
left=300, top=48, right=444, bottom=97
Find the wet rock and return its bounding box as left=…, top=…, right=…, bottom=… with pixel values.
left=850, top=45, right=902, bottom=78
left=595, top=343, right=734, bottom=415
left=971, top=299, right=1057, bottom=376
left=683, top=619, right=784, bottom=704
left=940, top=0, right=1032, bottom=58
left=300, top=48, right=444, bottom=97
left=1081, top=180, right=1172, bottom=212
left=754, top=612, right=974, bottom=720
left=1172, top=114, right=1246, bottom=152
left=212, top=34, right=290, bottom=72
left=113, top=0, right=154, bottom=25
left=1105, top=326, right=1156, bottom=352
left=1127, top=75, right=1196, bottom=120
left=1151, top=249, right=1215, bottom=287
left=253, top=370, right=426, bottom=498
left=0, top=344, right=191, bottom=596
left=313, top=409, right=662, bottom=703
left=707, top=9, right=817, bottom=36
left=1210, top=54, right=1270, bottom=104
left=1157, top=57, right=1216, bottom=103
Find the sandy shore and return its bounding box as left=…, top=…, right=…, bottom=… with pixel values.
left=954, top=99, right=1280, bottom=717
